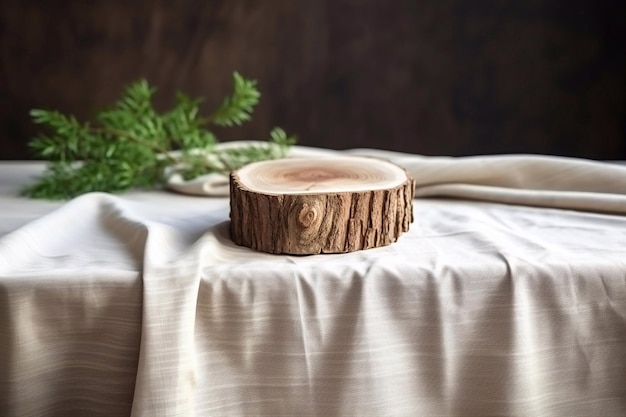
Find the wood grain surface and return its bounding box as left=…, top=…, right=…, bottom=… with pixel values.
left=0, top=0, right=624, bottom=160
left=229, top=157, right=415, bottom=254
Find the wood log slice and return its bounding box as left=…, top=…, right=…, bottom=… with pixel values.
left=229, top=156, right=415, bottom=254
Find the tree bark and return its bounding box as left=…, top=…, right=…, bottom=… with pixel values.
left=229, top=156, right=415, bottom=254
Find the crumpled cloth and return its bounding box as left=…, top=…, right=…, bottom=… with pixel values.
left=167, top=142, right=626, bottom=214
left=2, top=147, right=626, bottom=417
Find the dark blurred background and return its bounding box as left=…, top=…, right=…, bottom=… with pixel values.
left=1, top=0, right=624, bottom=160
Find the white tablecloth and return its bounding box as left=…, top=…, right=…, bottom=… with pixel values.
left=1, top=150, right=626, bottom=417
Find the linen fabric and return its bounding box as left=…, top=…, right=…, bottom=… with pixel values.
left=1, top=150, right=625, bottom=417
left=168, top=143, right=626, bottom=215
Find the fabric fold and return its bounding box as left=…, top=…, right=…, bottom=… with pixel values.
left=166, top=144, right=626, bottom=214
left=2, top=154, right=626, bottom=416
left=351, top=151, right=626, bottom=214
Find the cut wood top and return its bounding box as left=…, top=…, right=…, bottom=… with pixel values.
left=234, top=156, right=409, bottom=195
left=229, top=155, right=415, bottom=254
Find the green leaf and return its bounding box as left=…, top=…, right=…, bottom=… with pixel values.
left=210, top=72, right=261, bottom=127
left=23, top=72, right=296, bottom=199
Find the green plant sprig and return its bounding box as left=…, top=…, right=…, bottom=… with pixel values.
left=22, top=72, right=296, bottom=200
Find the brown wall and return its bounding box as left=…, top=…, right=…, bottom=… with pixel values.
left=1, top=0, right=624, bottom=160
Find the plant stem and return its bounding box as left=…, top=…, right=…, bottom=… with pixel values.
left=90, top=127, right=181, bottom=163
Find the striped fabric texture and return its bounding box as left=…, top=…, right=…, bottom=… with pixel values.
left=1, top=149, right=625, bottom=416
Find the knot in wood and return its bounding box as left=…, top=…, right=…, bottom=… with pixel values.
left=297, top=203, right=318, bottom=228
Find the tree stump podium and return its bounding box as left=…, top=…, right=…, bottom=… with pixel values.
left=229, top=156, right=415, bottom=254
